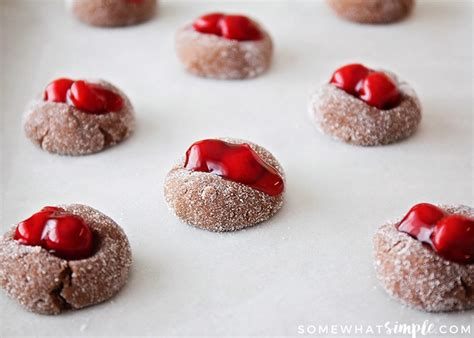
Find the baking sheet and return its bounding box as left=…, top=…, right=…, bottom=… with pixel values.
left=0, top=0, right=473, bottom=336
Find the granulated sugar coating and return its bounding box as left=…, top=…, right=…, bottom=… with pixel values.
left=70, top=0, right=157, bottom=27
left=24, top=79, right=135, bottom=156
left=327, top=0, right=414, bottom=24
left=308, top=73, right=421, bottom=146
left=0, top=204, right=132, bottom=315
left=176, top=25, right=273, bottom=80
left=373, top=205, right=474, bottom=312
left=164, top=138, right=284, bottom=232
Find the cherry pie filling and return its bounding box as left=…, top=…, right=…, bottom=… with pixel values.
left=193, top=13, right=263, bottom=41
left=43, top=78, right=123, bottom=114
left=330, top=63, right=401, bottom=110
left=184, top=139, right=284, bottom=196
left=397, top=203, right=474, bottom=264
left=14, top=206, right=94, bottom=260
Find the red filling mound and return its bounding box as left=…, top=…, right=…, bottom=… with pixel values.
left=330, top=64, right=401, bottom=110
left=44, top=78, right=123, bottom=114
left=193, top=13, right=263, bottom=41
left=397, top=203, right=474, bottom=264
left=14, top=206, right=94, bottom=260
left=184, top=139, right=284, bottom=196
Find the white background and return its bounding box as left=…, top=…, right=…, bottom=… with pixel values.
left=0, top=0, right=472, bottom=336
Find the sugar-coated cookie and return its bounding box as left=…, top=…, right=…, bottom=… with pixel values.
left=0, top=204, right=132, bottom=315
left=308, top=63, right=421, bottom=146
left=374, top=203, right=474, bottom=312
left=164, top=138, right=285, bottom=231
left=70, top=0, right=157, bottom=27
left=327, top=0, right=414, bottom=24
left=24, top=78, right=135, bottom=156
left=176, top=13, right=273, bottom=80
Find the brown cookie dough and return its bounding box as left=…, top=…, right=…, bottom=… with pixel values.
left=308, top=72, right=421, bottom=146
left=327, top=0, right=414, bottom=24
left=373, top=204, right=474, bottom=312
left=24, top=79, right=135, bottom=156
left=69, top=0, right=157, bottom=27
left=164, top=138, right=285, bottom=232
left=0, top=204, right=132, bottom=315
left=175, top=25, right=273, bottom=80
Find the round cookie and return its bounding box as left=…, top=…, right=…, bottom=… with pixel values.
left=327, top=0, right=414, bottom=24
left=373, top=204, right=474, bottom=312
left=69, top=0, right=157, bottom=27
left=24, top=78, right=135, bottom=156
left=164, top=138, right=285, bottom=232
left=308, top=64, right=421, bottom=146
left=0, top=204, right=132, bottom=315
left=176, top=13, right=273, bottom=80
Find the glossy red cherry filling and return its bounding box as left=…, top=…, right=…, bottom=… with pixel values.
left=329, top=64, right=401, bottom=110
left=397, top=203, right=445, bottom=242
left=14, top=207, right=94, bottom=260
left=43, top=78, right=74, bottom=103
left=184, top=139, right=284, bottom=196
left=431, top=216, right=474, bottom=264
left=193, top=13, right=262, bottom=41
left=193, top=13, right=224, bottom=36
left=397, top=203, right=474, bottom=264
left=43, top=78, right=123, bottom=114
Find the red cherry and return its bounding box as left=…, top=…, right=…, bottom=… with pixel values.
left=67, top=81, right=123, bottom=114
left=94, top=85, right=124, bottom=112
left=431, top=215, right=474, bottom=264
left=397, top=204, right=474, bottom=264
left=67, top=81, right=106, bottom=113
left=358, top=72, right=401, bottom=110
left=397, top=203, right=445, bottom=242
left=193, top=13, right=224, bottom=36
left=43, top=78, right=123, bottom=114
left=184, top=139, right=284, bottom=196
left=42, top=215, right=93, bottom=260
left=192, top=13, right=262, bottom=41
left=220, top=15, right=262, bottom=41
left=43, top=78, right=74, bottom=103
left=330, top=64, right=371, bottom=95
left=15, top=207, right=60, bottom=246
left=329, top=64, right=402, bottom=109
left=13, top=207, right=94, bottom=260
